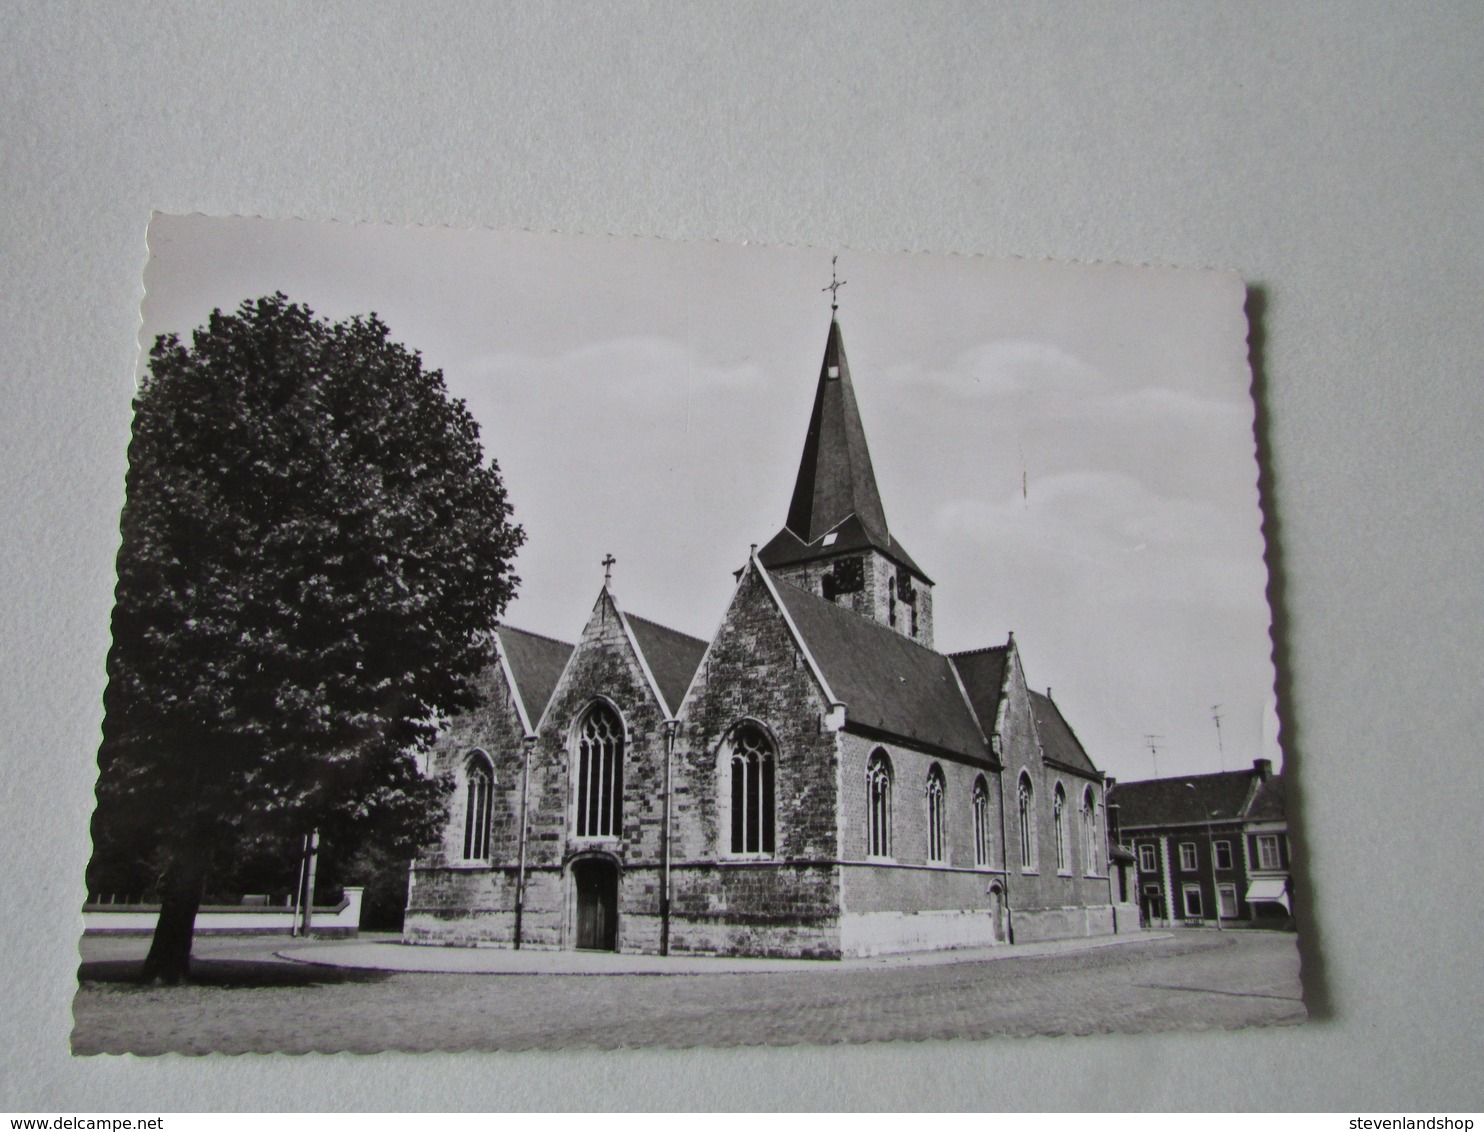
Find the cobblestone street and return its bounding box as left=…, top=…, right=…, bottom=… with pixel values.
left=72, top=930, right=1304, bottom=1054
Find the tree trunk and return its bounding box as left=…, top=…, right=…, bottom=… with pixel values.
left=140, top=840, right=212, bottom=984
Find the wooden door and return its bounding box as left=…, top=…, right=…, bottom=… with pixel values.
left=574, top=859, right=618, bottom=951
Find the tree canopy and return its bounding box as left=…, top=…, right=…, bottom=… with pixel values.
left=94, top=294, right=524, bottom=979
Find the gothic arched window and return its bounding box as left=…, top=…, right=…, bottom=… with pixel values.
left=1018, top=773, right=1036, bottom=871
left=926, top=764, right=946, bottom=863
left=1082, top=786, right=1099, bottom=875
left=575, top=702, right=624, bottom=838
left=729, top=723, right=776, bottom=854
left=972, top=775, right=992, bottom=867
left=1054, top=782, right=1069, bottom=873
left=867, top=751, right=893, bottom=858
left=463, top=752, right=494, bottom=861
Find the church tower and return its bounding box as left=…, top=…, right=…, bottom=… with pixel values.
left=757, top=317, right=935, bottom=648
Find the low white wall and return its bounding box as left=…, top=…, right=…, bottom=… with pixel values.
left=839, top=909, right=1004, bottom=958
left=83, top=887, right=363, bottom=936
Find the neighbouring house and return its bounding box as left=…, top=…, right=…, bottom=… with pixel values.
left=403, top=314, right=1135, bottom=958
left=1107, top=759, right=1293, bottom=929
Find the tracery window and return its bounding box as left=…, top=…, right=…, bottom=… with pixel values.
left=463, top=752, right=494, bottom=861
left=1053, top=783, right=1069, bottom=873
left=972, top=775, right=992, bottom=867
left=867, top=751, right=893, bottom=858
left=925, top=764, right=946, bottom=863
left=575, top=702, right=623, bottom=838
left=1018, top=773, right=1036, bottom=870
left=1081, top=787, right=1099, bottom=875
left=729, top=722, right=776, bottom=855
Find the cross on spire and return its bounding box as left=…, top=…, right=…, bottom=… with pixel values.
left=601, top=553, right=616, bottom=585
left=822, top=255, right=846, bottom=313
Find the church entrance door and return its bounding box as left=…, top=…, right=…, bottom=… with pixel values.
left=573, top=859, right=618, bottom=951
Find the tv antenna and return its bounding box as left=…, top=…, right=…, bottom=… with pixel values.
left=1143, top=734, right=1164, bottom=778
left=1211, top=704, right=1226, bottom=771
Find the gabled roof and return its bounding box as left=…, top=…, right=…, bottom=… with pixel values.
left=1029, top=691, right=1100, bottom=778
left=948, top=645, right=1011, bottom=740
left=1247, top=774, right=1286, bottom=822
left=758, top=319, right=927, bottom=581
left=625, top=613, right=708, bottom=717
left=495, top=625, right=573, bottom=729
left=770, top=575, right=990, bottom=761
left=1110, top=765, right=1283, bottom=828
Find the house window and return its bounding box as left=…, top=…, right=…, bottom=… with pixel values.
left=1217, top=883, right=1238, bottom=918
left=1213, top=840, right=1233, bottom=870
left=462, top=753, right=494, bottom=861
left=926, top=764, right=946, bottom=863
left=1179, top=842, right=1198, bottom=871
left=1256, top=833, right=1282, bottom=870
left=728, top=723, right=775, bottom=855
left=867, top=751, right=893, bottom=858
left=1183, top=883, right=1204, bottom=918
left=575, top=703, right=623, bottom=838
left=1017, top=773, right=1036, bottom=871
left=1081, top=787, right=1099, bottom=875
left=972, top=776, right=992, bottom=867
left=1138, top=843, right=1157, bottom=872
left=1053, top=783, right=1069, bottom=873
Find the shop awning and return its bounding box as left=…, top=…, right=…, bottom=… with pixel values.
left=1245, top=879, right=1289, bottom=909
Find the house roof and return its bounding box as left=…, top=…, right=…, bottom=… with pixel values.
left=625, top=613, right=709, bottom=717
left=757, top=319, right=927, bottom=582
left=1247, top=774, right=1286, bottom=821
left=770, top=575, right=991, bottom=761
left=1110, top=766, right=1283, bottom=828
left=495, top=625, right=574, bottom=725
left=1029, top=691, right=1100, bottom=778
left=948, top=645, right=1010, bottom=741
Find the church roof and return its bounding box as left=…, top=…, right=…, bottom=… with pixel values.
left=495, top=625, right=574, bottom=726
left=758, top=319, right=927, bottom=582
left=1110, top=764, right=1282, bottom=828
left=770, top=574, right=991, bottom=761
left=625, top=613, right=709, bottom=717
left=1029, top=691, right=1100, bottom=779
left=948, top=645, right=1011, bottom=740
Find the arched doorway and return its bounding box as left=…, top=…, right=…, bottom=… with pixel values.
left=572, top=858, right=618, bottom=951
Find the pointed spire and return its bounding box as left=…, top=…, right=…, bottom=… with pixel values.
left=784, top=319, right=891, bottom=546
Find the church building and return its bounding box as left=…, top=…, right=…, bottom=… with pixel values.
left=404, top=314, right=1135, bottom=957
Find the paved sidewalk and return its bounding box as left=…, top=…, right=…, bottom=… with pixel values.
left=275, top=929, right=1172, bottom=975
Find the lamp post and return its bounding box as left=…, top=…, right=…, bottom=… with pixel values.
left=1185, top=784, right=1223, bottom=932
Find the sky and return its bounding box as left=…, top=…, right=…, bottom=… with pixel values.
left=138, top=215, right=1278, bottom=784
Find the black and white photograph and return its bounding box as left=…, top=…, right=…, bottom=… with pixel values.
left=71, top=216, right=1303, bottom=1053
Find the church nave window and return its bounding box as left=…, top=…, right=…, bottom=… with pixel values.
left=867, top=750, right=894, bottom=858
left=1017, top=773, right=1037, bottom=871
left=575, top=702, right=624, bottom=839
left=925, top=764, right=946, bottom=863
left=972, top=775, right=992, bottom=867
left=462, top=752, right=494, bottom=861
left=1081, top=787, right=1099, bottom=875
left=728, top=722, right=776, bottom=855
left=1053, top=782, right=1070, bottom=874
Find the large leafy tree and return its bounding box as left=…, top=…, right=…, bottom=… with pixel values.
left=95, top=294, right=524, bottom=982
